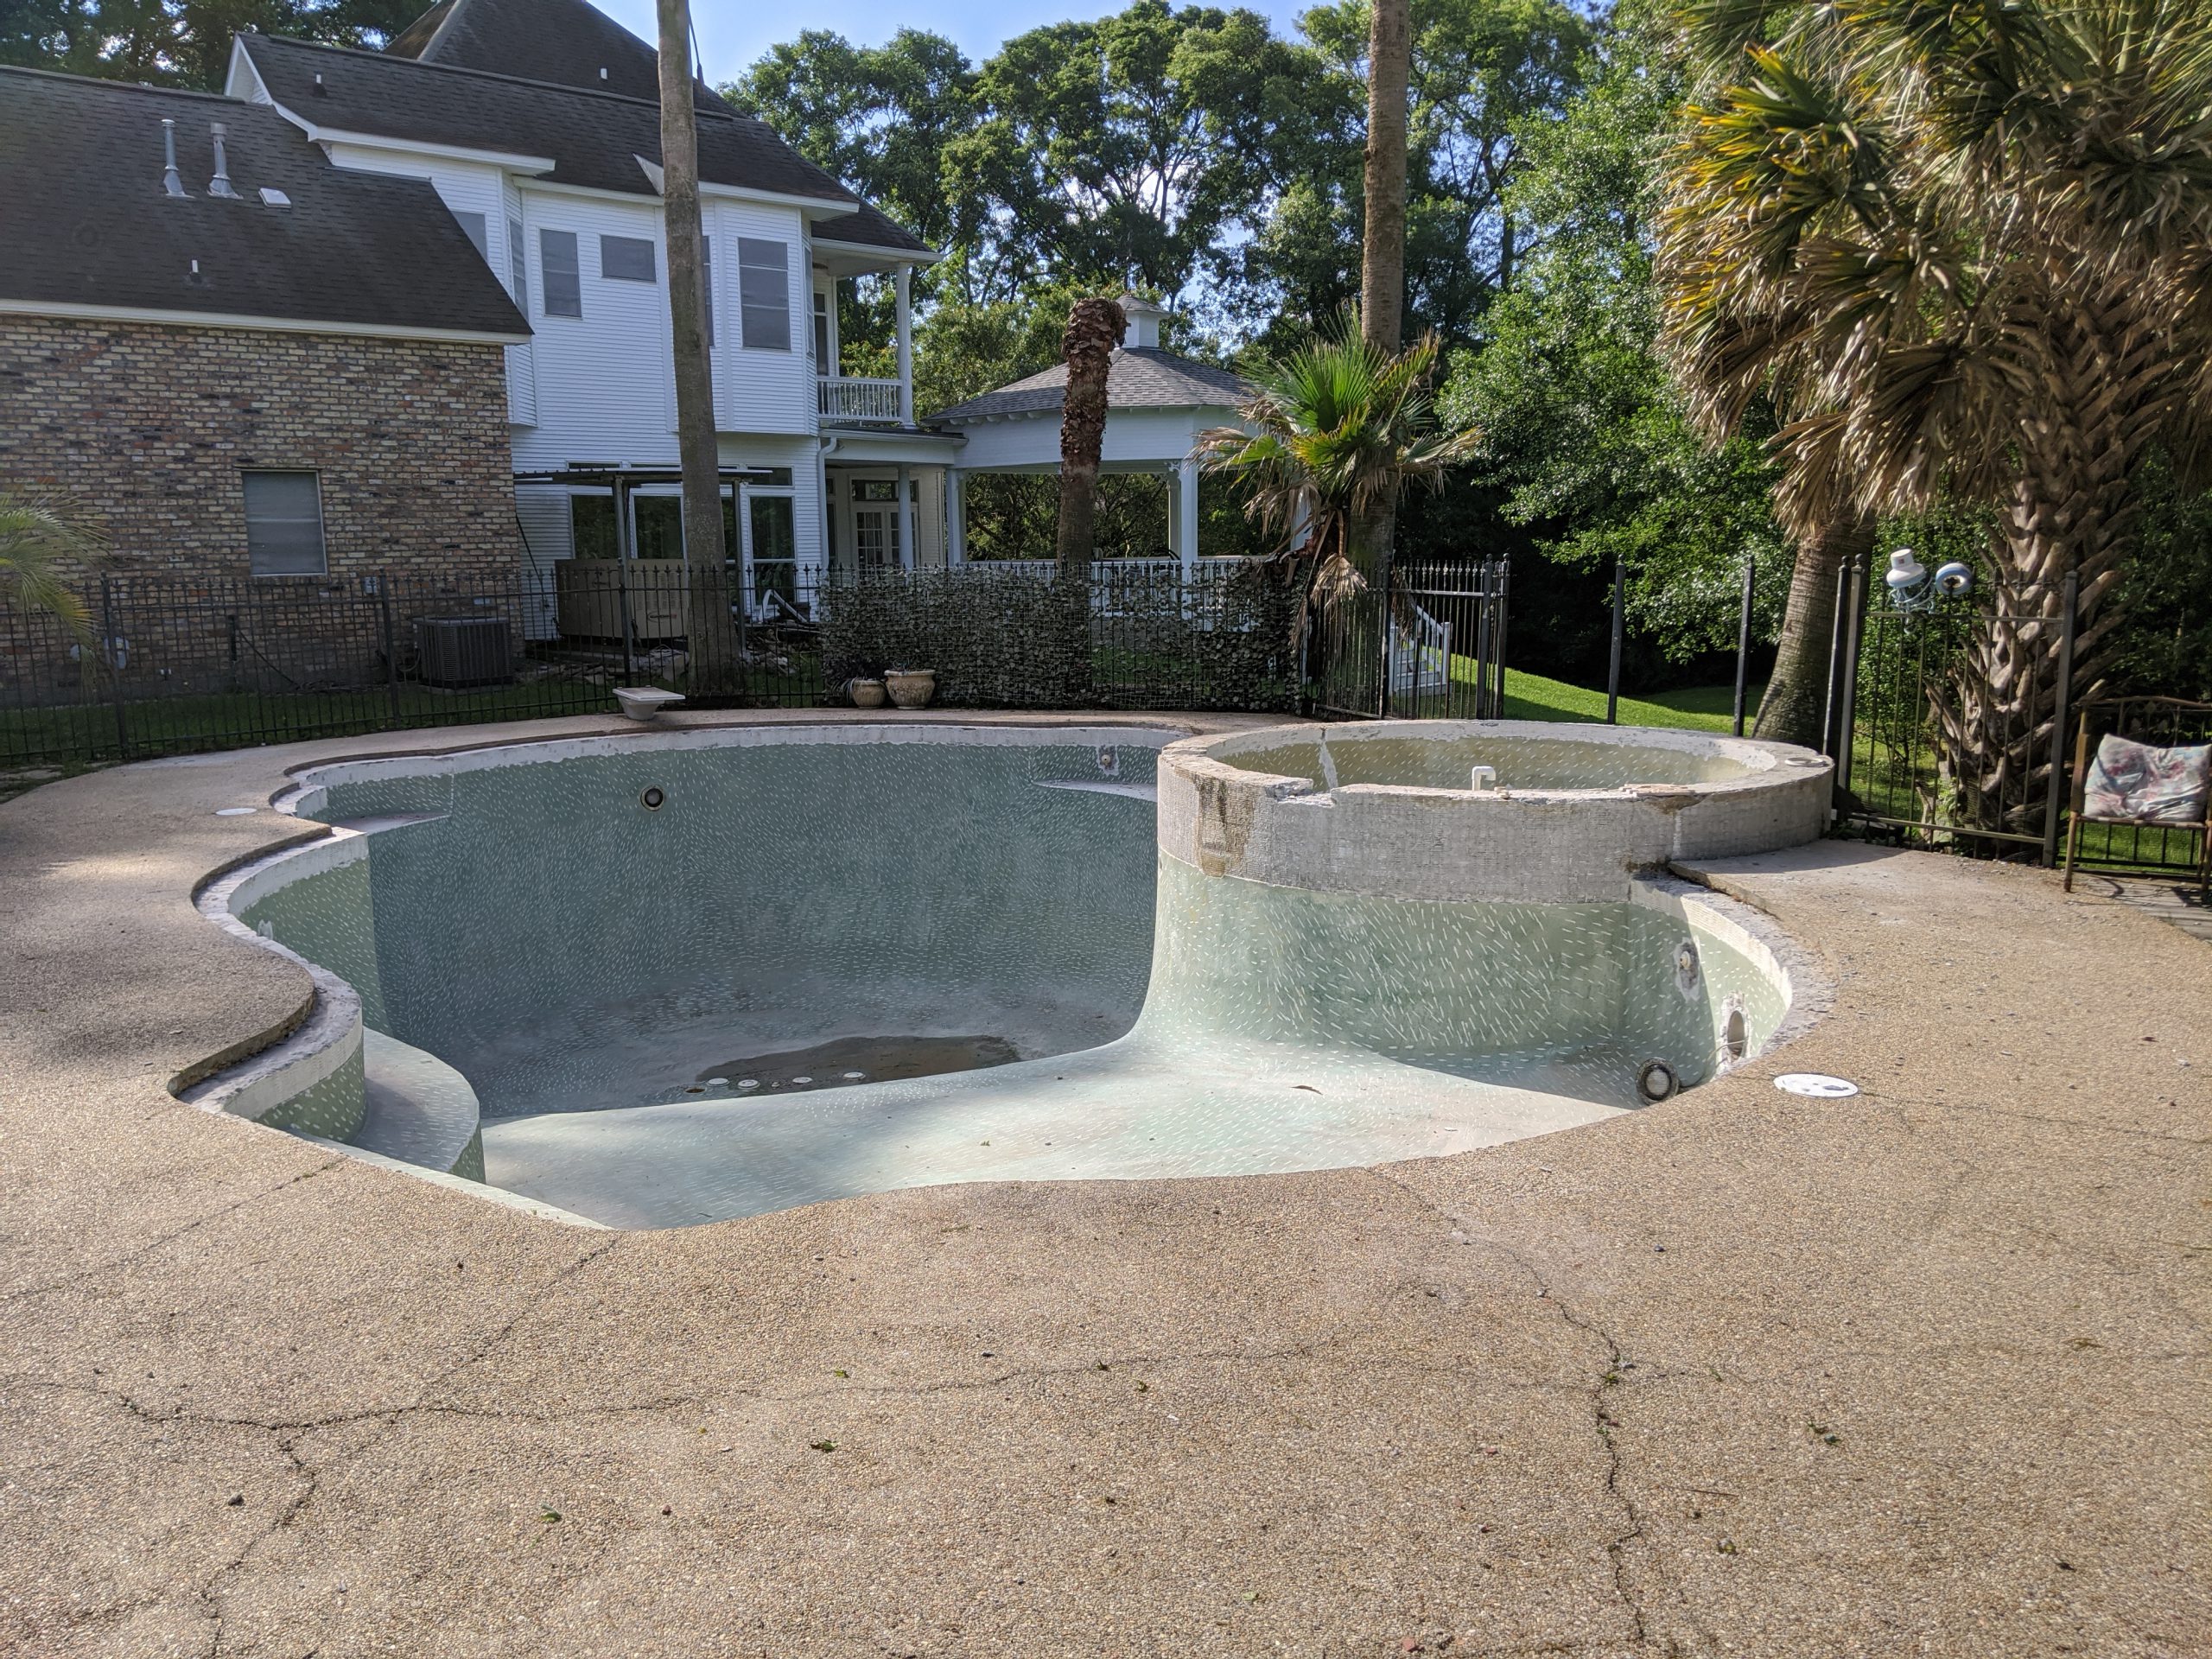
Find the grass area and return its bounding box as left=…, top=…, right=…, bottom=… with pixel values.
left=1495, top=667, right=1758, bottom=734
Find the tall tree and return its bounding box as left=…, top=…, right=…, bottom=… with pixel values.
left=944, top=2, right=1313, bottom=304
left=1445, top=1, right=1789, bottom=676
left=654, top=0, right=737, bottom=687
left=1055, top=296, right=1127, bottom=573
left=1658, top=0, right=2212, bottom=825
left=1360, top=0, right=1411, bottom=354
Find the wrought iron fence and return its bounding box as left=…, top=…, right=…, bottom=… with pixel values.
left=1829, top=554, right=2206, bottom=879
left=0, top=558, right=1312, bottom=769
left=1306, top=556, right=1511, bottom=721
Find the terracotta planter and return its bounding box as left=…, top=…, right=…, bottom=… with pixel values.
left=885, top=668, right=937, bottom=709
left=849, top=677, right=887, bottom=709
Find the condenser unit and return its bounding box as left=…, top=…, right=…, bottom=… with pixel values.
left=415, top=615, right=513, bottom=688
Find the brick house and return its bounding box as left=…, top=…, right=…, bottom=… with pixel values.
left=0, top=72, right=531, bottom=588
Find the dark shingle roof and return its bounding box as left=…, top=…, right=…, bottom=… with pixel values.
left=0, top=67, right=528, bottom=338
left=931, top=348, right=1250, bottom=423
left=812, top=200, right=931, bottom=257
left=383, top=0, right=730, bottom=115
left=240, top=33, right=856, bottom=205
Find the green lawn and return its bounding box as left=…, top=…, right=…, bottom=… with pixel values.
left=1496, top=667, right=1758, bottom=734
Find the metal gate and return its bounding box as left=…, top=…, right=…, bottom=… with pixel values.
left=1306, top=556, right=1510, bottom=721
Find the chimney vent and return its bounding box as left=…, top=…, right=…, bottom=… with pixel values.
left=599, top=66, right=609, bottom=79
left=312, top=72, right=327, bottom=94
left=161, top=118, right=188, bottom=198
left=208, top=123, right=242, bottom=199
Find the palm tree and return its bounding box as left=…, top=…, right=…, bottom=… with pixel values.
left=1196, top=319, right=1477, bottom=626
left=0, top=490, right=102, bottom=640
left=1055, top=296, right=1127, bottom=575
left=1657, top=0, right=2212, bottom=829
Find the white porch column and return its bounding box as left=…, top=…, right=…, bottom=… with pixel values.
left=946, top=468, right=966, bottom=565
left=1176, top=454, right=1200, bottom=574
left=895, top=266, right=913, bottom=427
left=897, top=462, right=915, bottom=571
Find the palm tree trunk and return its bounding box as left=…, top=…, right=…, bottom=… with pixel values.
left=656, top=0, right=738, bottom=691
left=1357, top=0, right=1412, bottom=591
left=1056, top=297, right=1124, bottom=575
left=1755, top=512, right=1871, bottom=748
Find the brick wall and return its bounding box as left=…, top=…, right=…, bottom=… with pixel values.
left=0, top=315, right=523, bottom=584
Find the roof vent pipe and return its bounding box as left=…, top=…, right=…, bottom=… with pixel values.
left=207, top=123, right=241, bottom=199
left=161, top=118, right=187, bottom=198
left=312, top=72, right=326, bottom=94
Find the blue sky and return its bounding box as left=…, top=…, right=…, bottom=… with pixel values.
left=592, top=0, right=1313, bottom=86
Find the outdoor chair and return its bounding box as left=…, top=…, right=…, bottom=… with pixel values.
left=2062, top=696, right=2212, bottom=893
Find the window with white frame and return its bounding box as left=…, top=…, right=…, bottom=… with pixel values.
left=702, top=235, right=715, bottom=348
left=737, top=238, right=790, bottom=350
left=600, top=234, right=655, bottom=283
left=539, top=228, right=582, bottom=317
left=506, top=218, right=529, bottom=314
left=242, top=471, right=327, bottom=576
left=812, top=290, right=830, bottom=371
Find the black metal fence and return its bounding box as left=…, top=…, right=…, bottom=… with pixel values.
left=1828, top=555, right=2208, bottom=879
left=1306, top=556, right=1511, bottom=721
left=0, top=559, right=1313, bottom=769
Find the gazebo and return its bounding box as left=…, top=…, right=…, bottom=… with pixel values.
left=928, top=296, right=1253, bottom=571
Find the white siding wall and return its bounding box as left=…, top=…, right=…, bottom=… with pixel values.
left=513, top=486, right=576, bottom=639
left=706, top=199, right=813, bottom=437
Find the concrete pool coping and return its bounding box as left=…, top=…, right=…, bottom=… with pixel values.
left=1, top=708, right=2205, bottom=1656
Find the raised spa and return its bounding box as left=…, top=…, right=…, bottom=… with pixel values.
left=194, top=721, right=1827, bottom=1227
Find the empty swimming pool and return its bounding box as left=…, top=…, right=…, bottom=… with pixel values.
left=196, top=720, right=1825, bottom=1226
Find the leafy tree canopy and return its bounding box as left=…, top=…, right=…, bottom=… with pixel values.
left=3, top=0, right=418, bottom=86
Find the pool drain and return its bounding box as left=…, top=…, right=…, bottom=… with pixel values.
left=1637, top=1059, right=1679, bottom=1103
left=640, top=785, right=666, bottom=810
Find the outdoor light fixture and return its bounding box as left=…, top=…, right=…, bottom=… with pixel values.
left=1884, top=547, right=1974, bottom=614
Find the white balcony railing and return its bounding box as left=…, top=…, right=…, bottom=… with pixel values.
left=817, top=376, right=905, bottom=426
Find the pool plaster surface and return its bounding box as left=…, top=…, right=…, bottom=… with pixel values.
left=1, top=709, right=2205, bottom=1657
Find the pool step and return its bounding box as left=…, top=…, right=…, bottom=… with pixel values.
left=357, top=1027, right=485, bottom=1181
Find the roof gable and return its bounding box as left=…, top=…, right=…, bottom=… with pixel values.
left=0, top=67, right=527, bottom=340
left=243, top=33, right=855, bottom=206
left=384, top=0, right=729, bottom=114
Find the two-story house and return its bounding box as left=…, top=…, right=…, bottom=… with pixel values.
left=0, top=0, right=953, bottom=631
left=228, top=0, right=957, bottom=622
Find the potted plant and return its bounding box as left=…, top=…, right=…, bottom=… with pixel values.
left=884, top=666, right=937, bottom=709
left=848, top=672, right=888, bottom=708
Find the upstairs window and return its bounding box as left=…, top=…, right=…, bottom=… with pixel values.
left=243, top=471, right=327, bottom=577
left=539, top=228, right=582, bottom=318
left=737, top=238, right=789, bottom=351
left=601, top=234, right=655, bottom=283
left=812, top=290, right=830, bottom=370
left=453, top=210, right=490, bottom=262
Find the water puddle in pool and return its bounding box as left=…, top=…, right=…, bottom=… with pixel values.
left=695, top=1035, right=1021, bottom=1095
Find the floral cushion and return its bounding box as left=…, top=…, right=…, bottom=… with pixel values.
left=2081, top=734, right=2212, bottom=826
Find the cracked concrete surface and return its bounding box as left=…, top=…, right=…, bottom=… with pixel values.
left=1, top=710, right=2206, bottom=1657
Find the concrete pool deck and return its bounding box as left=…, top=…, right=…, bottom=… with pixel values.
left=1, top=710, right=2205, bottom=1656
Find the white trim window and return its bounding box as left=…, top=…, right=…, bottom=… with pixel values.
left=539, top=228, right=582, bottom=318
left=242, top=470, right=327, bottom=577
left=736, top=238, right=790, bottom=351
left=600, top=234, right=656, bottom=283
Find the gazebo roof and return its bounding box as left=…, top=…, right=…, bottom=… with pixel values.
left=931, top=346, right=1249, bottom=425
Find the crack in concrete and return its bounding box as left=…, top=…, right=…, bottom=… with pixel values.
left=0, top=1156, right=346, bottom=1307
left=1365, top=1167, right=1690, bottom=1656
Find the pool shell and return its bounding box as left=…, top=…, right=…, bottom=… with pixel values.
left=1163, top=720, right=1834, bottom=904
left=188, top=719, right=1830, bottom=1227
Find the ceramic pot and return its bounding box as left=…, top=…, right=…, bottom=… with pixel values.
left=849, top=677, right=888, bottom=709
left=885, top=669, right=937, bottom=709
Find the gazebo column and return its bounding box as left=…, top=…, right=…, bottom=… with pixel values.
left=946, top=469, right=966, bottom=565
left=1175, top=454, right=1200, bottom=574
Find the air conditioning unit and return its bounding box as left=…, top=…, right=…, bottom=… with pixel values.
left=415, top=614, right=513, bottom=688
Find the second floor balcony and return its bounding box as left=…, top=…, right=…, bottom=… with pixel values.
left=817, top=376, right=906, bottom=427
